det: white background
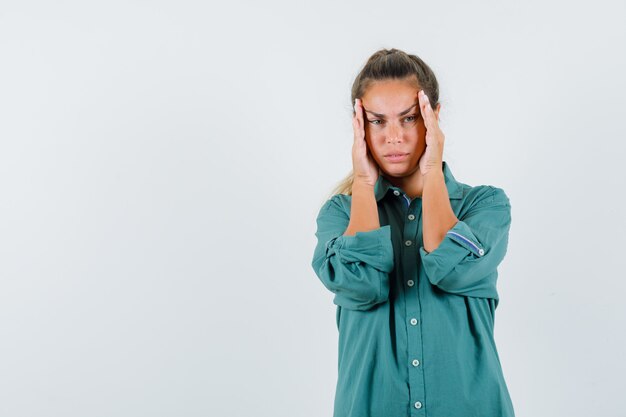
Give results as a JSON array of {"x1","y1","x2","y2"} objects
[{"x1": 1, "y1": 1, "x2": 625, "y2": 416}]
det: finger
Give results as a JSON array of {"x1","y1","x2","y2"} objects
[
  {"x1": 418, "y1": 90, "x2": 434, "y2": 130},
  {"x1": 355, "y1": 99, "x2": 365, "y2": 140},
  {"x1": 352, "y1": 100, "x2": 361, "y2": 142},
  {"x1": 418, "y1": 90, "x2": 438, "y2": 132},
  {"x1": 358, "y1": 99, "x2": 366, "y2": 139}
]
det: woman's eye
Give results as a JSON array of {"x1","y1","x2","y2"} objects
[{"x1": 368, "y1": 115, "x2": 417, "y2": 125}]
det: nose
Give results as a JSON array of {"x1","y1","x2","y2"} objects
[{"x1": 386, "y1": 123, "x2": 402, "y2": 144}]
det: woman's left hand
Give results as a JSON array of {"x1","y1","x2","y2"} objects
[{"x1": 417, "y1": 89, "x2": 445, "y2": 176}]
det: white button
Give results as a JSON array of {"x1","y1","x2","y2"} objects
[
  {"x1": 407, "y1": 280, "x2": 414, "y2": 287},
  {"x1": 408, "y1": 214, "x2": 415, "y2": 220},
  {"x1": 412, "y1": 359, "x2": 420, "y2": 366},
  {"x1": 393, "y1": 190, "x2": 400, "y2": 196},
  {"x1": 410, "y1": 318, "x2": 418, "y2": 325},
  {"x1": 478, "y1": 248, "x2": 485, "y2": 256},
  {"x1": 405, "y1": 240, "x2": 412, "y2": 246},
  {"x1": 414, "y1": 401, "x2": 422, "y2": 409}
]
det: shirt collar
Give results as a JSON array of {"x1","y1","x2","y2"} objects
[{"x1": 374, "y1": 160, "x2": 464, "y2": 201}]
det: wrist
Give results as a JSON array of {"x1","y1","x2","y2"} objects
[
  {"x1": 424, "y1": 164, "x2": 444, "y2": 181},
  {"x1": 353, "y1": 177, "x2": 377, "y2": 190},
  {"x1": 352, "y1": 180, "x2": 376, "y2": 194}
]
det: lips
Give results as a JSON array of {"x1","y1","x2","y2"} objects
[{"x1": 384, "y1": 152, "x2": 409, "y2": 162}]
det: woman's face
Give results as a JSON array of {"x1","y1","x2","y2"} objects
[{"x1": 361, "y1": 78, "x2": 439, "y2": 179}]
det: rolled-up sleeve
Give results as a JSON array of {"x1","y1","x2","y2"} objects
[
  {"x1": 418, "y1": 187, "x2": 511, "y2": 301},
  {"x1": 311, "y1": 196, "x2": 394, "y2": 311}
]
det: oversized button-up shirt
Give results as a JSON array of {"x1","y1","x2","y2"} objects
[{"x1": 311, "y1": 161, "x2": 515, "y2": 417}]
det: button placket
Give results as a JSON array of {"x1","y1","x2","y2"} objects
[
  {"x1": 392, "y1": 193, "x2": 425, "y2": 413},
  {"x1": 402, "y1": 200, "x2": 425, "y2": 415}
]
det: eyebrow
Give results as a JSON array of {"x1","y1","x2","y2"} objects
[{"x1": 363, "y1": 103, "x2": 418, "y2": 118}]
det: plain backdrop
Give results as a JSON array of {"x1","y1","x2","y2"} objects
[{"x1": 1, "y1": 1, "x2": 625, "y2": 416}]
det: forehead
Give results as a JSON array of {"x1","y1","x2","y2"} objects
[{"x1": 362, "y1": 79, "x2": 419, "y2": 112}]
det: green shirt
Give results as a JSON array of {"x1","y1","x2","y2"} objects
[{"x1": 311, "y1": 161, "x2": 515, "y2": 417}]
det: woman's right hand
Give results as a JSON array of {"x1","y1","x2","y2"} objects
[{"x1": 352, "y1": 98, "x2": 380, "y2": 187}]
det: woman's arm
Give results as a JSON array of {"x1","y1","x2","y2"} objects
[
  {"x1": 415, "y1": 90, "x2": 458, "y2": 253},
  {"x1": 309, "y1": 97, "x2": 393, "y2": 312},
  {"x1": 422, "y1": 166, "x2": 459, "y2": 252},
  {"x1": 343, "y1": 181, "x2": 380, "y2": 236},
  {"x1": 344, "y1": 98, "x2": 382, "y2": 237},
  {"x1": 415, "y1": 91, "x2": 511, "y2": 301}
]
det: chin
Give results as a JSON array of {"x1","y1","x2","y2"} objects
[
  {"x1": 381, "y1": 167, "x2": 408, "y2": 177},
  {"x1": 381, "y1": 163, "x2": 418, "y2": 178}
]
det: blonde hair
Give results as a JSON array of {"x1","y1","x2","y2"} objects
[
  {"x1": 328, "y1": 48, "x2": 440, "y2": 199},
  {"x1": 328, "y1": 170, "x2": 354, "y2": 199}
]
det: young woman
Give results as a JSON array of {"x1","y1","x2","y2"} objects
[{"x1": 311, "y1": 48, "x2": 515, "y2": 417}]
